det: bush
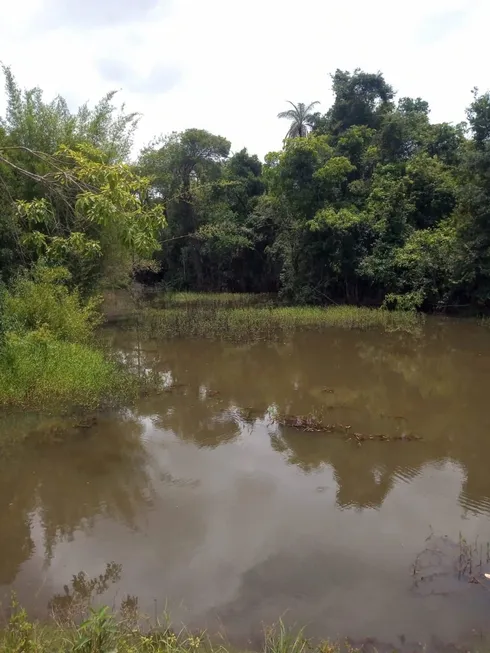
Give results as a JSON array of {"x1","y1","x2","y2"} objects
[
  {"x1": 0, "y1": 264, "x2": 137, "y2": 411},
  {"x1": 3, "y1": 265, "x2": 102, "y2": 343}
]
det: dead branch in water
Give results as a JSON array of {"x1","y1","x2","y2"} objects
[{"x1": 273, "y1": 413, "x2": 422, "y2": 443}]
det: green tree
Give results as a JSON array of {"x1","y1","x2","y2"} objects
[
  {"x1": 449, "y1": 89, "x2": 490, "y2": 306},
  {"x1": 0, "y1": 143, "x2": 165, "y2": 290},
  {"x1": 315, "y1": 69, "x2": 394, "y2": 136},
  {"x1": 139, "y1": 129, "x2": 231, "y2": 289},
  {"x1": 0, "y1": 67, "x2": 143, "y2": 286}
]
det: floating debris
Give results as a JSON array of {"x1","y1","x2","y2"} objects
[
  {"x1": 273, "y1": 413, "x2": 421, "y2": 443},
  {"x1": 163, "y1": 382, "x2": 187, "y2": 394},
  {"x1": 350, "y1": 432, "x2": 421, "y2": 443},
  {"x1": 236, "y1": 406, "x2": 263, "y2": 423},
  {"x1": 275, "y1": 414, "x2": 330, "y2": 432},
  {"x1": 74, "y1": 416, "x2": 98, "y2": 429}
]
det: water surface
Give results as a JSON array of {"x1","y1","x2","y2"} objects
[{"x1": 2, "y1": 320, "x2": 490, "y2": 649}]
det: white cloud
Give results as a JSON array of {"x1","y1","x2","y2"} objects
[
  {"x1": 39, "y1": 0, "x2": 167, "y2": 29},
  {"x1": 1, "y1": 0, "x2": 488, "y2": 158},
  {"x1": 97, "y1": 58, "x2": 182, "y2": 94}
]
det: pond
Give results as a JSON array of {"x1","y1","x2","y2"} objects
[{"x1": 1, "y1": 319, "x2": 490, "y2": 649}]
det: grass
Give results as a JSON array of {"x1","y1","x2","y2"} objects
[
  {"x1": 0, "y1": 266, "x2": 150, "y2": 413},
  {"x1": 140, "y1": 303, "x2": 423, "y2": 341},
  {"x1": 152, "y1": 292, "x2": 275, "y2": 309},
  {"x1": 0, "y1": 330, "x2": 138, "y2": 411},
  {"x1": 0, "y1": 604, "x2": 345, "y2": 653}
]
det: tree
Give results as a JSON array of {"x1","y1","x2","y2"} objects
[
  {"x1": 0, "y1": 143, "x2": 165, "y2": 290},
  {"x1": 277, "y1": 101, "x2": 320, "y2": 139},
  {"x1": 315, "y1": 69, "x2": 394, "y2": 136},
  {"x1": 466, "y1": 88, "x2": 490, "y2": 149},
  {"x1": 449, "y1": 93, "x2": 490, "y2": 307},
  {"x1": 0, "y1": 67, "x2": 143, "y2": 286},
  {"x1": 139, "y1": 129, "x2": 231, "y2": 289},
  {"x1": 1, "y1": 65, "x2": 139, "y2": 163}
]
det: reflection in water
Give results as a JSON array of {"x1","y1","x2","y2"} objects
[
  {"x1": 0, "y1": 412, "x2": 151, "y2": 586},
  {"x1": 2, "y1": 319, "x2": 490, "y2": 647}
]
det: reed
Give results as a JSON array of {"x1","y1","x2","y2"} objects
[
  {"x1": 153, "y1": 291, "x2": 274, "y2": 309},
  {"x1": 140, "y1": 303, "x2": 423, "y2": 341}
]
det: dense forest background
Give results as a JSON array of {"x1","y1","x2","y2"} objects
[{"x1": 2, "y1": 67, "x2": 490, "y2": 311}]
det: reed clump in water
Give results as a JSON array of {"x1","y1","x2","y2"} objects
[
  {"x1": 140, "y1": 303, "x2": 423, "y2": 341},
  {"x1": 153, "y1": 291, "x2": 274, "y2": 309}
]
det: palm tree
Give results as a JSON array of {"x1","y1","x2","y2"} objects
[{"x1": 277, "y1": 101, "x2": 320, "y2": 139}]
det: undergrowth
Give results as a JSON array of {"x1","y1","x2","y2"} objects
[
  {"x1": 0, "y1": 265, "x2": 139, "y2": 412},
  {"x1": 0, "y1": 329, "x2": 137, "y2": 411}
]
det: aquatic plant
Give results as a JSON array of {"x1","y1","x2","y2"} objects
[
  {"x1": 140, "y1": 303, "x2": 423, "y2": 342},
  {"x1": 153, "y1": 291, "x2": 273, "y2": 309}
]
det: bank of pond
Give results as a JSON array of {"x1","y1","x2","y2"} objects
[{"x1": 0, "y1": 289, "x2": 427, "y2": 414}]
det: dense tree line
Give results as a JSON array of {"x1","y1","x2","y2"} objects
[
  {"x1": 2, "y1": 67, "x2": 490, "y2": 310},
  {"x1": 137, "y1": 70, "x2": 490, "y2": 310}
]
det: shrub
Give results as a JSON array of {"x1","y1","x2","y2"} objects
[
  {"x1": 0, "y1": 264, "x2": 137, "y2": 411},
  {"x1": 3, "y1": 265, "x2": 102, "y2": 343}
]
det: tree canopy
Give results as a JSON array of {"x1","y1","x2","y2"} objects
[{"x1": 2, "y1": 66, "x2": 490, "y2": 311}]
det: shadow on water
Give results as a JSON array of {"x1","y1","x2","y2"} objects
[{"x1": 2, "y1": 318, "x2": 490, "y2": 648}]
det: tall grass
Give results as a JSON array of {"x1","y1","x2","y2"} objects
[
  {"x1": 153, "y1": 291, "x2": 274, "y2": 309},
  {"x1": 0, "y1": 603, "x2": 348, "y2": 653},
  {"x1": 0, "y1": 329, "x2": 137, "y2": 411},
  {"x1": 0, "y1": 265, "x2": 138, "y2": 412},
  {"x1": 140, "y1": 304, "x2": 423, "y2": 341}
]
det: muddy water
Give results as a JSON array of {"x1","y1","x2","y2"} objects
[{"x1": 2, "y1": 320, "x2": 490, "y2": 648}]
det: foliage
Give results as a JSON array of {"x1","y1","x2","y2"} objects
[
  {"x1": 0, "y1": 68, "x2": 164, "y2": 292},
  {"x1": 0, "y1": 329, "x2": 135, "y2": 410},
  {"x1": 0, "y1": 264, "x2": 137, "y2": 410},
  {"x1": 1, "y1": 64, "x2": 139, "y2": 161},
  {"x1": 1, "y1": 143, "x2": 166, "y2": 291},
  {"x1": 134, "y1": 68, "x2": 490, "y2": 311},
  {"x1": 3, "y1": 265, "x2": 102, "y2": 342},
  {"x1": 139, "y1": 134, "x2": 275, "y2": 292},
  {"x1": 4, "y1": 63, "x2": 490, "y2": 348},
  {"x1": 153, "y1": 291, "x2": 273, "y2": 308}
]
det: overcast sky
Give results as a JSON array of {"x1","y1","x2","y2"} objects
[{"x1": 1, "y1": 0, "x2": 488, "y2": 159}]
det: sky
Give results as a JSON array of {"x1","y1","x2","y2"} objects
[{"x1": 0, "y1": 0, "x2": 488, "y2": 159}]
